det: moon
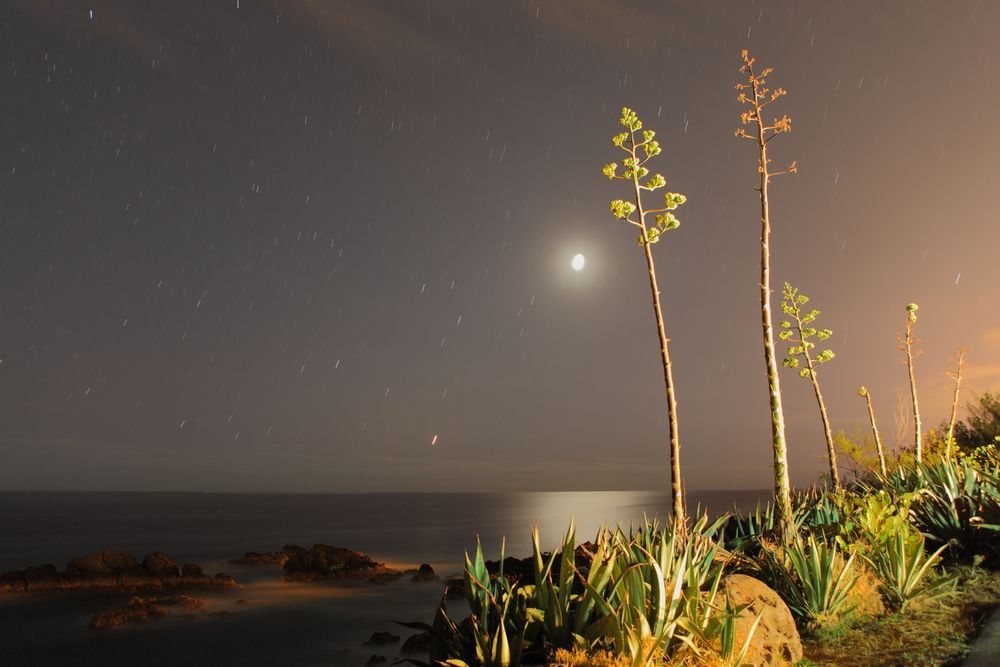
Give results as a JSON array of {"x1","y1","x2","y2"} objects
[{"x1": 571, "y1": 253, "x2": 586, "y2": 271}]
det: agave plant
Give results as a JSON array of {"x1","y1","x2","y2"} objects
[
  {"x1": 908, "y1": 459, "x2": 1000, "y2": 563},
  {"x1": 762, "y1": 533, "x2": 860, "y2": 627},
  {"x1": 673, "y1": 551, "x2": 762, "y2": 667},
  {"x1": 531, "y1": 522, "x2": 579, "y2": 649},
  {"x1": 864, "y1": 530, "x2": 956, "y2": 612},
  {"x1": 724, "y1": 502, "x2": 787, "y2": 552},
  {"x1": 398, "y1": 537, "x2": 543, "y2": 667}
]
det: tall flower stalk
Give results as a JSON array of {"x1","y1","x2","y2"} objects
[
  {"x1": 603, "y1": 107, "x2": 688, "y2": 532},
  {"x1": 858, "y1": 386, "x2": 888, "y2": 476},
  {"x1": 945, "y1": 347, "x2": 968, "y2": 460},
  {"x1": 735, "y1": 51, "x2": 798, "y2": 537},
  {"x1": 900, "y1": 303, "x2": 923, "y2": 463},
  {"x1": 779, "y1": 283, "x2": 839, "y2": 489}
]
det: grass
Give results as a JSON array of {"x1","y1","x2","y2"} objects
[{"x1": 800, "y1": 567, "x2": 1000, "y2": 666}]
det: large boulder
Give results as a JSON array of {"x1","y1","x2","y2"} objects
[
  {"x1": 716, "y1": 574, "x2": 803, "y2": 666},
  {"x1": 143, "y1": 552, "x2": 180, "y2": 579},
  {"x1": 282, "y1": 545, "x2": 388, "y2": 581}
]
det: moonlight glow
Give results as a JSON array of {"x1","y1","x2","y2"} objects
[{"x1": 571, "y1": 253, "x2": 586, "y2": 271}]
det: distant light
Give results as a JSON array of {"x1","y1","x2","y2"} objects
[
  {"x1": 571, "y1": 253, "x2": 585, "y2": 271},
  {"x1": 431, "y1": 434, "x2": 439, "y2": 446}
]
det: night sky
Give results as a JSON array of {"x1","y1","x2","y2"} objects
[{"x1": 3, "y1": 1, "x2": 998, "y2": 493}]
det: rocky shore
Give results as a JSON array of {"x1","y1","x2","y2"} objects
[
  {"x1": 0, "y1": 550, "x2": 235, "y2": 594},
  {"x1": 228, "y1": 543, "x2": 394, "y2": 581}
]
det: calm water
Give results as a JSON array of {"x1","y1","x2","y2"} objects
[{"x1": 0, "y1": 490, "x2": 765, "y2": 666}]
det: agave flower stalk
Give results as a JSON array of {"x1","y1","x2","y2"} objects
[
  {"x1": 900, "y1": 303, "x2": 923, "y2": 463},
  {"x1": 858, "y1": 386, "x2": 888, "y2": 476},
  {"x1": 779, "y1": 283, "x2": 840, "y2": 489},
  {"x1": 603, "y1": 107, "x2": 688, "y2": 532},
  {"x1": 735, "y1": 51, "x2": 798, "y2": 538},
  {"x1": 945, "y1": 347, "x2": 968, "y2": 460}
]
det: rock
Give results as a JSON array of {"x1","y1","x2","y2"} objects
[
  {"x1": 401, "y1": 632, "x2": 431, "y2": 654},
  {"x1": 367, "y1": 572, "x2": 403, "y2": 585},
  {"x1": 484, "y1": 543, "x2": 595, "y2": 584},
  {"x1": 212, "y1": 573, "x2": 237, "y2": 587},
  {"x1": 143, "y1": 552, "x2": 180, "y2": 579},
  {"x1": 716, "y1": 574, "x2": 803, "y2": 666},
  {"x1": 411, "y1": 563, "x2": 439, "y2": 583},
  {"x1": 1, "y1": 553, "x2": 235, "y2": 595},
  {"x1": 181, "y1": 563, "x2": 205, "y2": 578},
  {"x1": 363, "y1": 631, "x2": 400, "y2": 646},
  {"x1": 485, "y1": 555, "x2": 534, "y2": 581},
  {"x1": 282, "y1": 544, "x2": 389, "y2": 582},
  {"x1": 67, "y1": 551, "x2": 146, "y2": 580},
  {"x1": 365, "y1": 656, "x2": 387, "y2": 666},
  {"x1": 0, "y1": 570, "x2": 26, "y2": 593},
  {"x1": 24, "y1": 564, "x2": 65, "y2": 591},
  {"x1": 165, "y1": 595, "x2": 206, "y2": 611},
  {"x1": 227, "y1": 551, "x2": 291, "y2": 566},
  {"x1": 90, "y1": 597, "x2": 169, "y2": 629},
  {"x1": 90, "y1": 595, "x2": 206, "y2": 629},
  {"x1": 444, "y1": 577, "x2": 465, "y2": 600}
]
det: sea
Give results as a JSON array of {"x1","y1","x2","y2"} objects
[{"x1": 0, "y1": 490, "x2": 767, "y2": 666}]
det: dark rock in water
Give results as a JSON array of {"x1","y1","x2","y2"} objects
[
  {"x1": 365, "y1": 655, "x2": 388, "y2": 666},
  {"x1": 485, "y1": 542, "x2": 598, "y2": 584},
  {"x1": 90, "y1": 595, "x2": 205, "y2": 629},
  {"x1": 0, "y1": 570, "x2": 27, "y2": 593},
  {"x1": 67, "y1": 551, "x2": 146, "y2": 579},
  {"x1": 143, "y1": 552, "x2": 180, "y2": 578},
  {"x1": 411, "y1": 563, "x2": 439, "y2": 583},
  {"x1": 90, "y1": 597, "x2": 169, "y2": 629},
  {"x1": 181, "y1": 563, "x2": 207, "y2": 579},
  {"x1": 485, "y1": 555, "x2": 534, "y2": 580},
  {"x1": 1, "y1": 553, "x2": 235, "y2": 595},
  {"x1": 444, "y1": 576, "x2": 465, "y2": 600},
  {"x1": 155, "y1": 595, "x2": 206, "y2": 612},
  {"x1": 367, "y1": 571, "x2": 403, "y2": 585},
  {"x1": 24, "y1": 564, "x2": 65, "y2": 591},
  {"x1": 227, "y1": 550, "x2": 291, "y2": 566},
  {"x1": 363, "y1": 631, "x2": 400, "y2": 646},
  {"x1": 212, "y1": 573, "x2": 236, "y2": 587},
  {"x1": 282, "y1": 544, "x2": 389, "y2": 581},
  {"x1": 401, "y1": 632, "x2": 431, "y2": 654}
]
